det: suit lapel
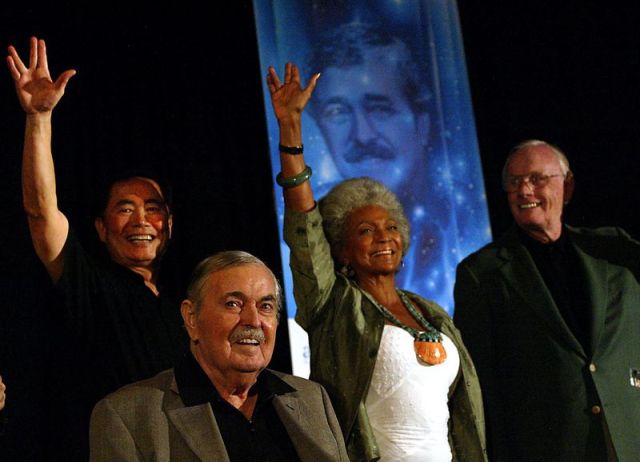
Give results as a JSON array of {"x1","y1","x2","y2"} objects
[
  {"x1": 274, "y1": 392, "x2": 331, "y2": 462},
  {"x1": 497, "y1": 228, "x2": 585, "y2": 357},
  {"x1": 570, "y1": 231, "x2": 609, "y2": 357},
  {"x1": 167, "y1": 379, "x2": 230, "y2": 462},
  {"x1": 273, "y1": 394, "x2": 306, "y2": 454}
]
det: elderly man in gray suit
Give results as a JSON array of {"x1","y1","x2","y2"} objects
[{"x1": 90, "y1": 250, "x2": 348, "y2": 461}]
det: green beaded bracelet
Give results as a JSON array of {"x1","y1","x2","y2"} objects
[{"x1": 276, "y1": 165, "x2": 313, "y2": 189}]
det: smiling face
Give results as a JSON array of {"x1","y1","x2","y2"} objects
[
  {"x1": 506, "y1": 145, "x2": 574, "y2": 242},
  {"x1": 340, "y1": 205, "x2": 404, "y2": 279},
  {"x1": 312, "y1": 46, "x2": 429, "y2": 194},
  {"x1": 182, "y1": 264, "x2": 278, "y2": 382},
  {"x1": 95, "y1": 177, "x2": 172, "y2": 270}
]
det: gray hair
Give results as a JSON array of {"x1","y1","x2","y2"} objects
[
  {"x1": 185, "y1": 250, "x2": 282, "y2": 320},
  {"x1": 502, "y1": 139, "x2": 572, "y2": 186},
  {"x1": 318, "y1": 177, "x2": 410, "y2": 268}
]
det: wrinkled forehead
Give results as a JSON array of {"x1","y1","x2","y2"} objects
[
  {"x1": 107, "y1": 177, "x2": 166, "y2": 203},
  {"x1": 507, "y1": 146, "x2": 564, "y2": 175},
  {"x1": 316, "y1": 45, "x2": 410, "y2": 99},
  {"x1": 205, "y1": 264, "x2": 277, "y2": 299}
]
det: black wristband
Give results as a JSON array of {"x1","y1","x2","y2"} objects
[{"x1": 279, "y1": 143, "x2": 304, "y2": 155}]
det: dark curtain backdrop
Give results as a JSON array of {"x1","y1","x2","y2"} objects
[{"x1": 1, "y1": 2, "x2": 638, "y2": 459}]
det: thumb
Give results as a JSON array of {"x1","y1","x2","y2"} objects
[
  {"x1": 55, "y1": 69, "x2": 77, "y2": 91},
  {"x1": 303, "y1": 72, "x2": 321, "y2": 99}
]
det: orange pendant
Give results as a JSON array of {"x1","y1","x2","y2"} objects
[{"x1": 415, "y1": 340, "x2": 447, "y2": 365}]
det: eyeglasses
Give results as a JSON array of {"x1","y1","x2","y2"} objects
[{"x1": 503, "y1": 173, "x2": 565, "y2": 192}]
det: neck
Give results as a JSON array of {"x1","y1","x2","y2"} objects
[
  {"x1": 192, "y1": 346, "x2": 260, "y2": 416},
  {"x1": 128, "y1": 264, "x2": 159, "y2": 295},
  {"x1": 356, "y1": 273, "x2": 399, "y2": 306},
  {"x1": 212, "y1": 372, "x2": 260, "y2": 420},
  {"x1": 522, "y1": 224, "x2": 562, "y2": 244}
]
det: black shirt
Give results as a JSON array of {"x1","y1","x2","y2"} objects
[
  {"x1": 174, "y1": 352, "x2": 301, "y2": 462},
  {"x1": 48, "y1": 229, "x2": 188, "y2": 460},
  {"x1": 519, "y1": 227, "x2": 592, "y2": 354}
]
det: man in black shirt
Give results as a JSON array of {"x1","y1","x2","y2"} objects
[
  {"x1": 6, "y1": 37, "x2": 186, "y2": 460},
  {"x1": 453, "y1": 140, "x2": 640, "y2": 461},
  {"x1": 90, "y1": 251, "x2": 348, "y2": 461}
]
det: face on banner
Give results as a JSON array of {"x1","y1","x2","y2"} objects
[{"x1": 310, "y1": 45, "x2": 429, "y2": 195}]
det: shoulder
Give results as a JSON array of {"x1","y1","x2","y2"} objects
[
  {"x1": 568, "y1": 225, "x2": 639, "y2": 252},
  {"x1": 403, "y1": 291, "x2": 454, "y2": 329},
  {"x1": 567, "y1": 224, "x2": 636, "y2": 240},
  {"x1": 405, "y1": 291, "x2": 449, "y2": 316},
  {"x1": 568, "y1": 225, "x2": 640, "y2": 263},
  {"x1": 268, "y1": 369, "x2": 323, "y2": 392},
  {"x1": 98, "y1": 369, "x2": 175, "y2": 409},
  {"x1": 457, "y1": 241, "x2": 504, "y2": 275}
]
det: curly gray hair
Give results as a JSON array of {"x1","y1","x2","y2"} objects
[{"x1": 318, "y1": 177, "x2": 410, "y2": 269}]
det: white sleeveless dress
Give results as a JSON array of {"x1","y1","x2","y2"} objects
[{"x1": 365, "y1": 325, "x2": 460, "y2": 461}]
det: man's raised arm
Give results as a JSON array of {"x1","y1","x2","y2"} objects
[{"x1": 7, "y1": 37, "x2": 76, "y2": 282}]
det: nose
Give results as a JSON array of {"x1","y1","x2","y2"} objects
[
  {"x1": 353, "y1": 109, "x2": 377, "y2": 145},
  {"x1": 516, "y1": 177, "x2": 535, "y2": 195},
  {"x1": 130, "y1": 208, "x2": 149, "y2": 226},
  {"x1": 240, "y1": 304, "x2": 261, "y2": 327},
  {"x1": 375, "y1": 227, "x2": 391, "y2": 242}
]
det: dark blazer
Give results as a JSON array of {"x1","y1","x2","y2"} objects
[
  {"x1": 454, "y1": 224, "x2": 640, "y2": 461},
  {"x1": 89, "y1": 368, "x2": 349, "y2": 462}
]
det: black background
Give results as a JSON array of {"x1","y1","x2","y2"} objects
[{"x1": 1, "y1": 2, "x2": 638, "y2": 459}]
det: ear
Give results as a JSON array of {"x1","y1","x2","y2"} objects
[
  {"x1": 563, "y1": 172, "x2": 575, "y2": 205},
  {"x1": 416, "y1": 112, "x2": 431, "y2": 147},
  {"x1": 167, "y1": 214, "x2": 174, "y2": 239},
  {"x1": 180, "y1": 300, "x2": 198, "y2": 342},
  {"x1": 337, "y1": 246, "x2": 350, "y2": 269},
  {"x1": 94, "y1": 217, "x2": 107, "y2": 243}
]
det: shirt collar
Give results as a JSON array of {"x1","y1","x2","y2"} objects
[
  {"x1": 174, "y1": 351, "x2": 294, "y2": 407},
  {"x1": 517, "y1": 225, "x2": 570, "y2": 254}
]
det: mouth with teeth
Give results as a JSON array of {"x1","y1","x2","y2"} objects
[
  {"x1": 519, "y1": 202, "x2": 541, "y2": 209},
  {"x1": 371, "y1": 249, "x2": 394, "y2": 257},
  {"x1": 235, "y1": 338, "x2": 261, "y2": 346},
  {"x1": 127, "y1": 234, "x2": 155, "y2": 243},
  {"x1": 230, "y1": 327, "x2": 265, "y2": 347}
]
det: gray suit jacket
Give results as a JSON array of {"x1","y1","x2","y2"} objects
[
  {"x1": 454, "y1": 224, "x2": 640, "y2": 461},
  {"x1": 89, "y1": 368, "x2": 349, "y2": 462}
]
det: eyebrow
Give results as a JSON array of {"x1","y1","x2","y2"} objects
[
  {"x1": 356, "y1": 217, "x2": 397, "y2": 226},
  {"x1": 113, "y1": 199, "x2": 135, "y2": 208},
  {"x1": 112, "y1": 198, "x2": 164, "y2": 207},
  {"x1": 224, "y1": 291, "x2": 276, "y2": 303},
  {"x1": 363, "y1": 94, "x2": 393, "y2": 104},
  {"x1": 320, "y1": 96, "x2": 350, "y2": 108}
]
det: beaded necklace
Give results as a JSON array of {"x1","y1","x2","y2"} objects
[{"x1": 370, "y1": 290, "x2": 447, "y2": 365}]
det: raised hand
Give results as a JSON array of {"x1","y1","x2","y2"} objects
[
  {"x1": 6, "y1": 36, "x2": 76, "y2": 115},
  {"x1": 267, "y1": 62, "x2": 319, "y2": 123},
  {"x1": 0, "y1": 375, "x2": 5, "y2": 411}
]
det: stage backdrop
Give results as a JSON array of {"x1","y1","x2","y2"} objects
[{"x1": 253, "y1": 0, "x2": 491, "y2": 377}]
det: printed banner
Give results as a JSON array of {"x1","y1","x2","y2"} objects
[{"x1": 253, "y1": 0, "x2": 492, "y2": 377}]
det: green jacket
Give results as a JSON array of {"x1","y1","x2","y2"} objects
[
  {"x1": 285, "y1": 207, "x2": 487, "y2": 462},
  {"x1": 454, "y1": 224, "x2": 640, "y2": 461}
]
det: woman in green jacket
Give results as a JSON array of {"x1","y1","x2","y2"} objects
[{"x1": 267, "y1": 62, "x2": 487, "y2": 462}]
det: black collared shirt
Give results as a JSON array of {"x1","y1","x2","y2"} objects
[
  {"x1": 519, "y1": 227, "x2": 592, "y2": 354},
  {"x1": 174, "y1": 352, "x2": 301, "y2": 462}
]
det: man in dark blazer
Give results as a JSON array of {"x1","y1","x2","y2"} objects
[
  {"x1": 90, "y1": 251, "x2": 348, "y2": 462},
  {"x1": 454, "y1": 140, "x2": 640, "y2": 461}
]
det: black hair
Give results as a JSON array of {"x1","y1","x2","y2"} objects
[{"x1": 92, "y1": 167, "x2": 173, "y2": 219}]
